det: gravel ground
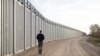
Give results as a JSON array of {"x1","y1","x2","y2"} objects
[{"x1": 15, "y1": 37, "x2": 100, "y2": 56}]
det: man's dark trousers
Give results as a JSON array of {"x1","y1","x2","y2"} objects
[{"x1": 38, "y1": 41, "x2": 43, "y2": 54}]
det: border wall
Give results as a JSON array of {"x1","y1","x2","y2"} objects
[{"x1": 0, "y1": 0, "x2": 84, "y2": 56}]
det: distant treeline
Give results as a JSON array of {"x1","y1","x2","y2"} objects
[
  {"x1": 89, "y1": 24, "x2": 100, "y2": 38},
  {"x1": 88, "y1": 24, "x2": 100, "y2": 46}
]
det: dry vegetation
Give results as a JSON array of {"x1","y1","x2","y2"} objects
[
  {"x1": 88, "y1": 24, "x2": 100, "y2": 47},
  {"x1": 87, "y1": 36, "x2": 100, "y2": 47}
]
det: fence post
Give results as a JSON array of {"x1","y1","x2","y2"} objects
[{"x1": 0, "y1": 0, "x2": 1, "y2": 56}]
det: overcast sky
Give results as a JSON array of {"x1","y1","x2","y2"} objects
[{"x1": 29, "y1": 0, "x2": 100, "y2": 34}]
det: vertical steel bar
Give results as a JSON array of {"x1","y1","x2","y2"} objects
[
  {"x1": 1, "y1": 0, "x2": 4, "y2": 55},
  {"x1": 24, "y1": 0, "x2": 26, "y2": 50},
  {"x1": 30, "y1": 4, "x2": 32, "y2": 47},
  {"x1": 34, "y1": 10, "x2": 36, "y2": 46},
  {"x1": 0, "y1": 0, "x2": 2, "y2": 55},
  {"x1": 13, "y1": 0, "x2": 15, "y2": 55}
]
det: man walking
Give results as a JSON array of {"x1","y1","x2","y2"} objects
[{"x1": 36, "y1": 30, "x2": 45, "y2": 55}]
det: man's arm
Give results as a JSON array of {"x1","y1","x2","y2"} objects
[
  {"x1": 43, "y1": 34, "x2": 45, "y2": 40},
  {"x1": 36, "y1": 34, "x2": 39, "y2": 40}
]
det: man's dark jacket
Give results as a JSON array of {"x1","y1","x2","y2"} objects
[{"x1": 37, "y1": 33, "x2": 44, "y2": 41}]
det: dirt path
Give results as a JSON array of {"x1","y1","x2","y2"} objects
[{"x1": 16, "y1": 37, "x2": 100, "y2": 56}]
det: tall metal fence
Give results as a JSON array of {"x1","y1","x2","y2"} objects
[{"x1": 0, "y1": 0, "x2": 84, "y2": 56}]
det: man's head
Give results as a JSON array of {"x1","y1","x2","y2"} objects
[{"x1": 40, "y1": 30, "x2": 42, "y2": 33}]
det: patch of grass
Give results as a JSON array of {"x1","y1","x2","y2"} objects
[{"x1": 87, "y1": 37, "x2": 100, "y2": 47}]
